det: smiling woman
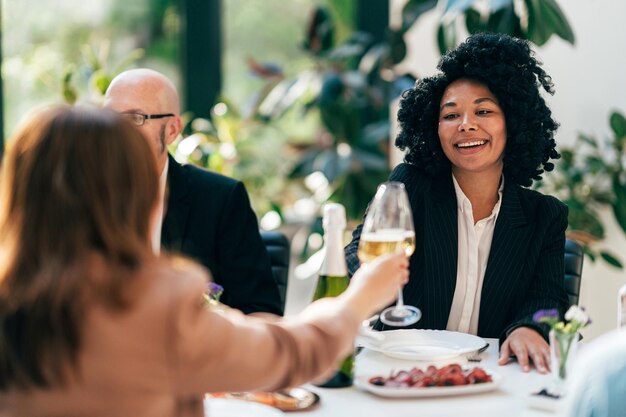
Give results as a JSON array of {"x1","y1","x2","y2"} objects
[{"x1": 345, "y1": 32, "x2": 569, "y2": 377}]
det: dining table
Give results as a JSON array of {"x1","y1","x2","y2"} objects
[{"x1": 303, "y1": 337, "x2": 565, "y2": 417}]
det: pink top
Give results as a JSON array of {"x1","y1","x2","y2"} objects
[{"x1": 0, "y1": 259, "x2": 360, "y2": 417}]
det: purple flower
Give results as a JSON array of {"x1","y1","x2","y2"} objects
[
  {"x1": 205, "y1": 282, "x2": 224, "y2": 302},
  {"x1": 533, "y1": 308, "x2": 559, "y2": 323}
]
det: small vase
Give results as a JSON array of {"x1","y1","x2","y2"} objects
[{"x1": 549, "y1": 329, "x2": 580, "y2": 394}]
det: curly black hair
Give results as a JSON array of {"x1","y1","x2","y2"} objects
[{"x1": 395, "y1": 32, "x2": 559, "y2": 187}]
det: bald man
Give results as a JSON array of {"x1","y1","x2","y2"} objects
[{"x1": 104, "y1": 69, "x2": 283, "y2": 316}]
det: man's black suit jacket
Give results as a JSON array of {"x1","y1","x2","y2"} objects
[
  {"x1": 162, "y1": 155, "x2": 283, "y2": 315},
  {"x1": 346, "y1": 163, "x2": 569, "y2": 344}
]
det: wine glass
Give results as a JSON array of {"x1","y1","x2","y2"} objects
[{"x1": 357, "y1": 181, "x2": 421, "y2": 327}]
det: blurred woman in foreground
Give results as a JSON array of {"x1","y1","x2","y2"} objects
[{"x1": 0, "y1": 106, "x2": 408, "y2": 417}]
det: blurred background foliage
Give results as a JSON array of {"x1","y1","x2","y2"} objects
[
  {"x1": 537, "y1": 110, "x2": 626, "y2": 269},
  {"x1": 1, "y1": 0, "x2": 178, "y2": 134},
  {"x1": 2, "y1": 0, "x2": 576, "y2": 221},
  {"x1": 7, "y1": 0, "x2": 625, "y2": 269},
  {"x1": 430, "y1": 0, "x2": 575, "y2": 53}
]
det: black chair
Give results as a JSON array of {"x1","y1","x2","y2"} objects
[
  {"x1": 564, "y1": 239, "x2": 584, "y2": 306},
  {"x1": 261, "y1": 230, "x2": 290, "y2": 311}
]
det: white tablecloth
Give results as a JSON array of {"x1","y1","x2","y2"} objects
[{"x1": 304, "y1": 338, "x2": 563, "y2": 417}]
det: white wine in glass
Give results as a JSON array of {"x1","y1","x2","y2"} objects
[
  {"x1": 358, "y1": 182, "x2": 421, "y2": 327},
  {"x1": 358, "y1": 229, "x2": 415, "y2": 262}
]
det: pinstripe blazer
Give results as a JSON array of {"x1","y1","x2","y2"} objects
[{"x1": 346, "y1": 163, "x2": 569, "y2": 344}]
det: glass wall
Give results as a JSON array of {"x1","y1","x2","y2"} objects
[{"x1": 2, "y1": 0, "x2": 182, "y2": 135}]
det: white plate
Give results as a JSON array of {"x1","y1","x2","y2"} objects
[
  {"x1": 355, "y1": 370, "x2": 501, "y2": 398},
  {"x1": 204, "y1": 398, "x2": 285, "y2": 417},
  {"x1": 357, "y1": 329, "x2": 487, "y2": 360}
]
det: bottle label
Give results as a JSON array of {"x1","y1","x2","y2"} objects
[
  {"x1": 320, "y1": 231, "x2": 348, "y2": 277},
  {"x1": 313, "y1": 275, "x2": 349, "y2": 300}
]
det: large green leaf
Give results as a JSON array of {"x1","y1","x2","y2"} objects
[
  {"x1": 612, "y1": 175, "x2": 626, "y2": 235},
  {"x1": 610, "y1": 111, "x2": 626, "y2": 151},
  {"x1": 525, "y1": 0, "x2": 575, "y2": 46},
  {"x1": 257, "y1": 78, "x2": 302, "y2": 120},
  {"x1": 317, "y1": 73, "x2": 362, "y2": 144},
  {"x1": 401, "y1": 0, "x2": 438, "y2": 32},
  {"x1": 358, "y1": 44, "x2": 389, "y2": 83},
  {"x1": 388, "y1": 29, "x2": 407, "y2": 64},
  {"x1": 327, "y1": 0, "x2": 355, "y2": 32},
  {"x1": 542, "y1": 0, "x2": 575, "y2": 44},
  {"x1": 486, "y1": 4, "x2": 523, "y2": 37},
  {"x1": 600, "y1": 251, "x2": 624, "y2": 269},
  {"x1": 321, "y1": 103, "x2": 361, "y2": 144},
  {"x1": 302, "y1": 6, "x2": 335, "y2": 55},
  {"x1": 437, "y1": 20, "x2": 457, "y2": 55},
  {"x1": 464, "y1": 9, "x2": 484, "y2": 35},
  {"x1": 61, "y1": 69, "x2": 78, "y2": 105}
]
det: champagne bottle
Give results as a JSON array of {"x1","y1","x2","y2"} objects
[{"x1": 312, "y1": 203, "x2": 354, "y2": 388}]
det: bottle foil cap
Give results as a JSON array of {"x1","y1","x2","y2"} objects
[{"x1": 323, "y1": 203, "x2": 346, "y2": 230}]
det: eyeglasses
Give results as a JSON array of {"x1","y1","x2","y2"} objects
[{"x1": 122, "y1": 112, "x2": 175, "y2": 126}]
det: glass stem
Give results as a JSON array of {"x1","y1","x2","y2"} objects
[{"x1": 396, "y1": 289, "x2": 405, "y2": 308}]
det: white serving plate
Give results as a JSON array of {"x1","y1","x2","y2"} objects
[
  {"x1": 357, "y1": 329, "x2": 487, "y2": 361},
  {"x1": 355, "y1": 370, "x2": 501, "y2": 398}
]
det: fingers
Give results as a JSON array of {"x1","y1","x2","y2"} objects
[
  {"x1": 498, "y1": 338, "x2": 532, "y2": 373},
  {"x1": 529, "y1": 349, "x2": 550, "y2": 374},
  {"x1": 513, "y1": 344, "x2": 551, "y2": 374},
  {"x1": 498, "y1": 340, "x2": 511, "y2": 365},
  {"x1": 401, "y1": 268, "x2": 409, "y2": 285},
  {"x1": 513, "y1": 344, "x2": 530, "y2": 373},
  {"x1": 370, "y1": 250, "x2": 408, "y2": 271},
  {"x1": 377, "y1": 251, "x2": 409, "y2": 285},
  {"x1": 349, "y1": 251, "x2": 408, "y2": 307}
]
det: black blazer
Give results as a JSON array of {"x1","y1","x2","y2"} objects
[
  {"x1": 162, "y1": 155, "x2": 283, "y2": 315},
  {"x1": 346, "y1": 163, "x2": 569, "y2": 343}
]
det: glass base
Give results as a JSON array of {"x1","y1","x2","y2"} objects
[{"x1": 379, "y1": 305, "x2": 422, "y2": 327}]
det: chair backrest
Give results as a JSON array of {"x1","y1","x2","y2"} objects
[
  {"x1": 260, "y1": 230, "x2": 290, "y2": 311},
  {"x1": 564, "y1": 239, "x2": 584, "y2": 306}
]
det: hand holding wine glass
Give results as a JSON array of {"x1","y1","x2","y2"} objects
[{"x1": 357, "y1": 181, "x2": 421, "y2": 327}]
